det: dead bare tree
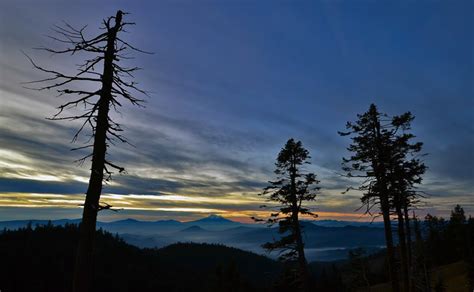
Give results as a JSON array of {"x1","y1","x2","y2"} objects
[{"x1": 24, "y1": 10, "x2": 150, "y2": 292}]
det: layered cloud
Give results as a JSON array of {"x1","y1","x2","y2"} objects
[{"x1": 0, "y1": 0, "x2": 472, "y2": 221}]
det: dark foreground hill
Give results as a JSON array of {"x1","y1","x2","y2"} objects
[
  {"x1": 2, "y1": 218, "x2": 470, "y2": 292},
  {"x1": 0, "y1": 223, "x2": 280, "y2": 292}
]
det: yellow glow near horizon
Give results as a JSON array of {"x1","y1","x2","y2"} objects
[
  {"x1": 124, "y1": 207, "x2": 225, "y2": 213},
  {"x1": 0, "y1": 149, "x2": 366, "y2": 222},
  {"x1": 0, "y1": 191, "x2": 379, "y2": 222}
]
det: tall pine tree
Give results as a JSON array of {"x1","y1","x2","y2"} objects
[
  {"x1": 255, "y1": 138, "x2": 319, "y2": 292},
  {"x1": 339, "y1": 104, "x2": 399, "y2": 291},
  {"x1": 387, "y1": 112, "x2": 426, "y2": 291},
  {"x1": 340, "y1": 104, "x2": 426, "y2": 292}
]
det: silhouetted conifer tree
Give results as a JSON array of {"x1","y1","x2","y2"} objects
[
  {"x1": 254, "y1": 138, "x2": 319, "y2": 292},
  {"x1": 447, "y1": 205, "x2": 467, "y2": 259},
  {"x1": 340, "y1": 104, "x2": 426, "y2": 291},
  {"x1": 424, "y1": 214, "x2": 447, "y2": 266},
  {"x1": 24, "y1": 10, "x2": 149, "y2": 292},
  {"x1": 339, "y1": 104, "x2": 399, "y2": 291},
  {"x1": 450, "y1": 204, "x2": 466, "y2": 224},
  {"x1": 387, "y1": 112, "x2": 426, "y2": 291}
]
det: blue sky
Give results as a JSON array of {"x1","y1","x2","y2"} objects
[{"x1": 0, "y1": 0, "x2": 472, "y2": 222}]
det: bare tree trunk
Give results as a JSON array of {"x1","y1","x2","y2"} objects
[
  {"x1": 396, "y1": 204, "x2": 409, "y2": 292},
  {"x1": 381, "y1": 197, "x2": 400, "y2": 292},
  {"x1": 72, "y1": 11, "x2": 122, "y2": 292},
  {"x1": 294, "y1": 219, "x2": 311, "y2": 292},
  {"x1": 373, "y1": 116, "x2": 399, "y2": 292},
  {"x1": 290, "y1": 158, "x2": 311, "y2": 292},
  {"x1": 404, "y1": 204, "x2": 413, "y2": 291}
]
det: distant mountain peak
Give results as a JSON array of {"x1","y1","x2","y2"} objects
[
  {"x1": 195, "y1": 214, "x2": 235, "y2": 223},
  {"x1": 207, "y1": 214, "x2": 226, "y2": 220}
]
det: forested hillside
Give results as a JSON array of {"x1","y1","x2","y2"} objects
[{"x1": 0, "y1": 224, "x2": 280, "y2": 292}]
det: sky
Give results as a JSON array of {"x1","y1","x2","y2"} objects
[{"x1": 0, "y1": 0, "x2": 472, "y2": 222}]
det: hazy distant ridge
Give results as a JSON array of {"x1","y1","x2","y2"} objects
[{"x1": 0, "y1": 215, "x2": 385, "y2": 261}]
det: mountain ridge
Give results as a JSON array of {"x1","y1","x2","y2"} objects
[
  {"x1": 0, "y1": 215, "x2": 383, "y2": 227},
  {"x1": 0, "y1": 216, "x2": 386, "y2": 261}
]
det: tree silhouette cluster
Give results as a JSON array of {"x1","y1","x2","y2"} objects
[
  {"x1": 411, "y1": 205, "x2": 474, "y2": 291},
  {"x1": 339, "y1": 104, "x2": 426, "y2": 292}
]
